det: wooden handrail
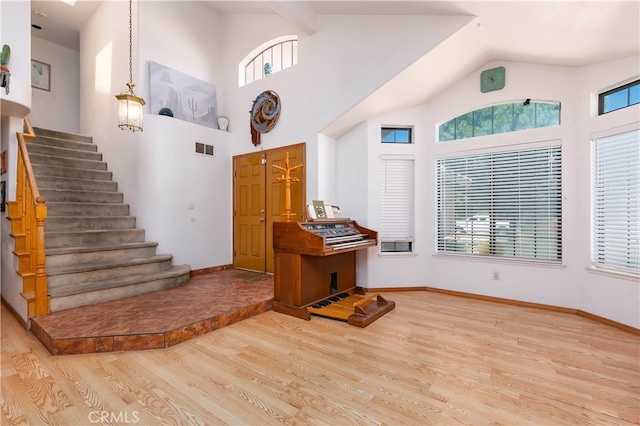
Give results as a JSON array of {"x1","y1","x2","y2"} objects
[
  {"x1": 8, "y1": 117, "x2": 49, "y2": 319},
  {"x1": 17, "y1": 118, "x2": 40, "y2": 199}
]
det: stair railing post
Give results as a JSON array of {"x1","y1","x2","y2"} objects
[
  {"x1": 34, "y1": 197, "x2": 48, "y2": 315},
  {"x1": 8, "y1": 117, "x2": 49, "y2": 321}
]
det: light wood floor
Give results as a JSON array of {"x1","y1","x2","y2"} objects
[{"x1": 2, "y1": 291, "x2": 638, "y2": 425}]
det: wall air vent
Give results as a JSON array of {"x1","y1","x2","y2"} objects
[{"x1": 195, "y1": 142, "x2": 214, "y2": 157}]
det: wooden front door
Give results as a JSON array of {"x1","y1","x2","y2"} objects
[
  {"x1": 234, "y1": 154, "x2": 266, "y2": 272},
  {"x1": 233, "y1": 143, "x2": 305, "y2": 273}
]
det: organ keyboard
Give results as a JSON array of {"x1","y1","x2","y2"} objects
[
  {"x1": 272, "y1": 220, "x2": 395, "y2": 327},
  {"x1": 273, "y1": 221, "x2": 377, "y2": 256}
]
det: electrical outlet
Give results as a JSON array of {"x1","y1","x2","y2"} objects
[{"x1": 493, "y1": 271, "x2": 500, "y2": 281}]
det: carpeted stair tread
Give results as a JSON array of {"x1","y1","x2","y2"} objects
[
  {"x1": 45, "y1": 215, "x2": 136, "y2": 232},
  {"x1": 32, "y1": 127, "x2": 93, "y2": 144},
  {"x1": 45, "y1": 242, "x2": 160, "y2": 269},
  {"x1": 39, "y1": 188, "x2": 123, "y2": 203},
  {"x1": 35, "y1": 175, "x2": 118, "y2": 192},
  {"x1": 46, "y1": 202, "x2": 130, "y2": 216},
  {"x1": 45, "y1": 228, "x2": 146, "y2": 249},
  {"x1": 48, "y1": 265, "x2": 191, "y2": 298},
  {"x1": 46, "y1": 241, "x2": 159, "y2": 256},
  {"x1": 32, "y1": 163, "x2": 113, "y2": 180},
  {"x1": 26, "y1": 142, "x2": 102, "y2": 161},
  {"x1": 47, "y1": 254, "x2": 175, "y2": 276},
  {"x1": 30, "y1": 135, "x2": 97, "y2": 152},
  {"x1": 29, "y1": 153, "x2": 108, "y2": 171}
]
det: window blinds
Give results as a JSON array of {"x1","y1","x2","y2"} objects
[
  {"x1": 380, "y1": 158, "x2": 415, "y2": 243},
  {"x1": 436, "y1": 145, "x2": 562, "y2": 262},
  {"x1": 591, "y1": 130, "x2": 640, "y2": 275}
]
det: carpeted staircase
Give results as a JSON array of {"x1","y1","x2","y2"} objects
[{"x1": 28, "y1": 127, "x2": 191, "y2": 312}]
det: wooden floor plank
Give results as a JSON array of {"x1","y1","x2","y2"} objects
[{"x1": 2, "y1": 290, "x2": 639, "y2": 425}]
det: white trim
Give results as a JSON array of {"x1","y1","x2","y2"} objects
[
  {"x1": 585, "y1": 267, "x2": 639, "y2": 282},
  {"x1": 589, "y1": 121, "x2": 640, "y2": 141},
  {"x1": 433, "y1": 253, "x2": 566, "y2": 269}
]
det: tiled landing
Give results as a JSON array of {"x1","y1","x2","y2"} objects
[{"x1": 31, "y1": 268, "x2": 274, "y2": 355}]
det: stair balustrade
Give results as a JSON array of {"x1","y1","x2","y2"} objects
[{"x1": 7, "y1": 117, "x2": 49, "y2": 320}]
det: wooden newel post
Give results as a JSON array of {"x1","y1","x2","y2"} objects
[
  {"x1": 273, "y1": 152, "x2": 303, "y2": 221},
  {"x1": 34, "y1": 197, "x2": 48, "y2": 316}
]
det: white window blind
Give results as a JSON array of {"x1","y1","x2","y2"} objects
[
  {"x1": 436, "y1": 145, "x2": 562, "y2": 262},
  {"x1": 591, "y1": 130, "x2": 640, "y2": 275},
  {"x1": 380, "y1": 158, "x2": 415, "y2": 247}
]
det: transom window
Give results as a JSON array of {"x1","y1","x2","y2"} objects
[
  {"x1": 436, "y1": 145, "x2": 562, "y2": 262},
  {"x1": 240, "y1": 36, "x2": 298, "y2": 87},
  {"x1": 598, "y1": 80, "x2": 640, "y2": 115},
  {"x1": 439, "y1": 101, "x2": 560, "y2": 142},
  {"x1": 382, "y1": 127, "x2": 412, "y2": 144}
]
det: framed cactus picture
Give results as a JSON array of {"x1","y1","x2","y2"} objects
[
  {"x1": 149, "y1": 61, "x2": 219, "y2": 129},
  {"x1": 31, "y1": 59, "x2": 50, "y2": 91}
]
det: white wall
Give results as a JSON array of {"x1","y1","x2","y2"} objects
[
  {"x1": 134, "y1": 1, "x2": 232, "y2": 268},
  {"x1": 136, "y1": 115, "x2": 232, "y2": 268},
  {"x1": 575, "y1": 56, "x2": 640, "y2": 327},
  {"x1": 30, "y1": 37, "x2": 80, "y2": 133},
  {"x1": 80, "y1": 0, "x2": 138, "y2": 213},
  {"x1": 77, "y1": 7, "x2": 464, "y2": 270},
  {"x1": 222, "y1": 13, "x2": 470, "y2": 201},
  {"x1": 1, "y1": 0, "x2": 32, "y2": 320},
  {"x1": 333, "y1": 121, "x2": 373, "y2": 286},
  {"x1": 350, "y1": 57, "x2": 639, "y2": 328},
  {"x1": 80, "y1": 1, "x2": 233, "y2": 269}
]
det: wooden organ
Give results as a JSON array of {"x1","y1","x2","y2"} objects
[{"x1": 273, "y1": 220, "x2": 395, "y2": 327}]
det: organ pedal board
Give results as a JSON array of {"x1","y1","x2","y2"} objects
[
  {"x1": 273, "y1": 220, "x2": 395, "y2": 327},
  {"x1": 307, "y1": 292, "x2": 395, "y2": 327}
]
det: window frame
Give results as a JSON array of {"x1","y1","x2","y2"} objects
[
  {"x1": 381, "y1": 127, "x2": 413, "y2": 144},
  {"x1": 239, "y1": 36, "x2": 298, "y2": 87},
  {"x1": 598, "y1": 80, "x2": 640, "y2": 115},
  {"x1": 590, "y1": 129, "x2": 639, "y2": 277},
  {"x1": 436, "y1": 144, "x2": 563, "y2": 263},
  {"x1": 438, "y1": 101, "x2": 561, "y2": 142},
  {"x1": 380, "y1": 155, "x2": 415, "y2": 254}
]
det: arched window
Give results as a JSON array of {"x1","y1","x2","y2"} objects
[
  {"x1": 239, "y1": 36, "x2": 298, "y2": 87},
  {"x1": 438, "y1": 101, "x2": 560, "y2": 142}
]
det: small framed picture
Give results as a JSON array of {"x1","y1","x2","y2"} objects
[{"x1": 31, "y1": 60, "x2": 50, "y2": 91}]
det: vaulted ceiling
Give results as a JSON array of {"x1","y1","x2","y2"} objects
[
  {"x1": 31, "y1": 1, "x2": 639, "y2": 67},
  {"x1": 29, "y1": 1, "x2": 639, "y2": 136}
]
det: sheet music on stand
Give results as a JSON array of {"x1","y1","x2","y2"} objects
[{"x1": 307, "y1": 201, "x2": 345, "y2": 221}]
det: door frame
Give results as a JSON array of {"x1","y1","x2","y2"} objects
[{"x1": 233, "y1": 143, "x2": 306, "y2": 273}]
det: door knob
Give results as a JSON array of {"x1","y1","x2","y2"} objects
[{"x1": 259, "y1": 218, "x2": 265, "y2": 222}]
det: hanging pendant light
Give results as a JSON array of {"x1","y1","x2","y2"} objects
[{"x1": 115, "y1": 0, "x2": 145, "y2": 132}]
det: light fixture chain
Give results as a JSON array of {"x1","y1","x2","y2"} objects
[
  {"x1": 128, "y1": 0, "x2": 133, "y2": 85},
  {"x1": 116, "y1": 0, "x2": 145, "y2": 132}
]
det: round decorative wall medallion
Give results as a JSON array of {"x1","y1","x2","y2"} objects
[{"x1": 250, "y1": 90, "x2": 281, "y2": 146}]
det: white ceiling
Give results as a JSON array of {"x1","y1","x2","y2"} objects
[
  {"x1": 28, "y1": 1, "x2": 640, "y2": 136},
  {"x1": 30, "y1": 0, "x2": 640, "y2": 67}
]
